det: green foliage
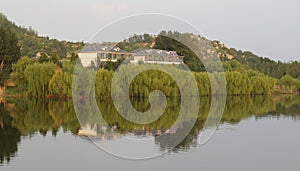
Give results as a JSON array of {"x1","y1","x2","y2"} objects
[
  {"x1": 48, "y1": 69, "x2": 72, "y2": 97},
  {"x1": 1, "y1": 27, "x2": 298, "y2": 97},
  {"x1": 10, "y1": 62, "x2": 288, "y2": 97},
  {"x1": 222, "y1": 60, "x2": 245, "y2": 72},
  {"x1": 0, "y1": 26, "x2": 20, "y2": 86},
  {"x1": 62, "y1": 61, "x2": 75, "y2": 74},
  {"x1": 117, "y1": 33, "x2": 154, "y2": 51},
  {"x1": 38, "y1": 53, "x2": 51, "y2": 63},
  {"x1": 70, "y1": 52, "x2": 79, "y2": 63},
  {"x1": 280, "y1": 75, "x2": 300, "y2": 92},
  {"x1": 24, "y1": 63, "x2": 55, "y2": 97},
  {"x1": 50, "y1": 50, "x2": 61, "y2": 65},
  {"x1": 95, "y1": 69, "x2": 113, "y2": 97},
  {"x1": 154, "y1": 32, "x2": 204, "y2": 72},
  {"x1": 12, "y1": 57, "x2": 32, "y2": 92},
  {"x1": 98, "y1": 57, "x2": 127, "y2": 71},
  {"x1": 213, "y1": 40, "x2": 300, "y2": 80},
  {"x1": 92, "y1": 66, "x2": 275, "y2": 98},
  {"x1": 0, "y1": 13, "x2": 84, "y2": 58}
]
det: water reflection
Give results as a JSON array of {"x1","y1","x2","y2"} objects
[
  {"x1": 0, "y1": 103, "x2": 20, "y2": 165},
  {"x1": 0, "y1": 95, "x2": 299, "y2": 164}
]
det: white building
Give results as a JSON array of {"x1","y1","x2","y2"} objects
[
  {"x1": 78, "y1": 45, "x2": 131, "y2": 67},
  {"x1": 78, "y1": 46, "x2": 184, "y2": 67},
  {"x1": 130, "y1": 49, "x2": 183, "y2": 65},
  {"x1": 78, "y1": 52, "x2": 98, "y2": 67}
]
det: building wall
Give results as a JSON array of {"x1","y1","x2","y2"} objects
[
  {"x1": 130, "y1": 55, "x2": 146, "y2": 64},
  {"x1": 130, "y1": 55, "x2": 182, "y2": 65},
  {"x1": 78, "y1": 52, "x2": 98, "y2": 67}
]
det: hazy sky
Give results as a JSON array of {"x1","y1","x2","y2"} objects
[{"x1": 0, "y1": 0, "x2": 299, "y2": 61}]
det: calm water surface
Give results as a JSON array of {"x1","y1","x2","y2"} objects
[{"x1": 0, "y1": 95, "x2": 299, "y2": 171}]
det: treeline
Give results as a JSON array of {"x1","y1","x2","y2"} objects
[
  {"x1": 11, "y1": 56, "x2": 283, "y2": 97},
  {"x1": 213, "y1": 40, "x2": 300, "y2": 80},
  {"x1": 3, "y1": 27, "x2": 299, "y2": 97},
  {"x1": 12, "y1": 57, "x2": 73, "y2": 97},
  {"x1": 95, "y1": 66, "x2": 277, "y2": 97},
  {"x1": 154, "y1": 31, "x2": 300, "y2": 83},
  {"x1": 117, "y1": 33, "x2": 154, "y2": 52}
]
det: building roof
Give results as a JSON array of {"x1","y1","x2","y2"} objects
[
  {"x1": 79, "y1": 45, "x2": 182, "y2": 58},
  {"x1": 132, "y1": 48, "x2": 181, "y2": 57},
  {"x1": 80, "y1": 44, "x2": 128, "y2": 53}
]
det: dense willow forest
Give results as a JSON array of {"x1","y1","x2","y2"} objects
[
  {"x1": 7, "y1": 52, "x2": 299, "y2": 98},
  {"x1": 9, "y1": 56, "x2": 287, "y2": 98}
]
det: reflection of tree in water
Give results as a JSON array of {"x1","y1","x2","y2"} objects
[
  {"x1": 267, "y1": 95, "x2": 300, "y2": 120},
  {"x1": 73, "y1": 95, "x2": 300, "y2": 152},
  {"x1": 0, "y1": 103, "x2": 21, "y2": 165},
  {"x1": 11, "y1": 99, "x2": 80, "y2": 136},
  {"x1": 0, "y1": 99, "x2": 81, "y2": 165},
  {"x1": 155, "y1": 120, "x2": 203, "y2": 152},
  {"x1": 0, "y1": 95, "x2": 300, "y2": 164},
  {"x1": 155, "y1": 95, "x2": 300, "y2": 152}
]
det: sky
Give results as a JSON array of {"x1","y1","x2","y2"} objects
[{"x1": 0, "y1": 0, "x2": 299, "y2": 61}]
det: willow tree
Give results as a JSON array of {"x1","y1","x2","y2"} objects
[
  {"x1": 48, "y1": 69, "x2": 72, "y2": 97},
  {"x1": 12, "y1": 57, "x2": 32, "y2": 92},
  {"x1": 24, "y1": 63, "x2": 55, "y2": 97}
]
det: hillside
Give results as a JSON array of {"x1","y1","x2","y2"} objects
[
  {"x1": 0, "y1": 13, "x2": 84, "y2": 58},
  {"x1": 1, "y1": 11, "x2": 298, "y2": 80},
  {"x1": 0, "y1": 13, "x2": 299, "y2": 94},
  {"x1": 212, "y1": 40, "x2": 300, "y2": 79},
  {"x1": 117, "y1": 31, "x2": 300, "y2": 92},
  {"x1": 124, "y1": 31, "x2": 300, "y2": 80}
]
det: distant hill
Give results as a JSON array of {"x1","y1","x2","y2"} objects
[
  {"x1": 0, "y1": 13, "x2": 84, "y2": 57},
  {"x1": 152, "y1": 31, "x2": 300, "y2": 80},
  {"x1": 1, "y1": 12, "x2": 299, "y2": 80},
  {"x1": 212, "y1": 40, "x2": 300, "y2": 79},
  {"x1": 116, "y1": 31, "x2": 300, "y2": 80}
]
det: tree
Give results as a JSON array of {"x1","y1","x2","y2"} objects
[
  {"x1": 38, "y1": 53, "x2": 50, "y2": 63},
  {"x1": 280, "y1": 75, "x2": 300, "y2": 92},
  {"x1": 12, "y1": 57, "x2": 32, "y2": 92},
  {"x1": 48, "y1": 69, "x2": 72, "y2": 97},
  {"x1": 70, "y1": 52, "x2": 79, "y2": 63},
  {"x1": 154, "y1": 32, "x2": 205, "y2": 72},
  {"x1": 50, "y1": 50, "x2": 61, "y2": 65},
  {"x1": 0, "y1": 27, "x2": 20, "y2": 86},
  {"x1": 24, "y1": 63, "x2": 55, "y2": 97}
]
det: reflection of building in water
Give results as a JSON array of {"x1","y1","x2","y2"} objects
[
  {"x1": 78, "y1": 124, "x2": 98, "y2": 137},
  {"x1": 77, "y1": 121, "x2": 202, "y2": 152},
  {"x1": 77, "y1": 123, "x2": 177, "y2": 141},
  {"x1": 78, "y1": 124, "x2": 122, "y2": 140}
]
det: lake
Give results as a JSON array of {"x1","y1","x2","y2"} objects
[{"x1": 0, "y1": 95, "x2": 300, "y2": 170}]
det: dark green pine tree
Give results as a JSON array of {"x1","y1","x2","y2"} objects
[{"x1": 0, "y1": 27, "x2": 21, "y2": 86}]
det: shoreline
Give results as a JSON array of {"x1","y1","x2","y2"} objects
[{"x1": 1, "y1": 91, "x2": 299, "y2": 100}]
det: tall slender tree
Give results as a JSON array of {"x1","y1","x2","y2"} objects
[{"x1": 0, "y1": 27, "x2": 20, "y2": 86}]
